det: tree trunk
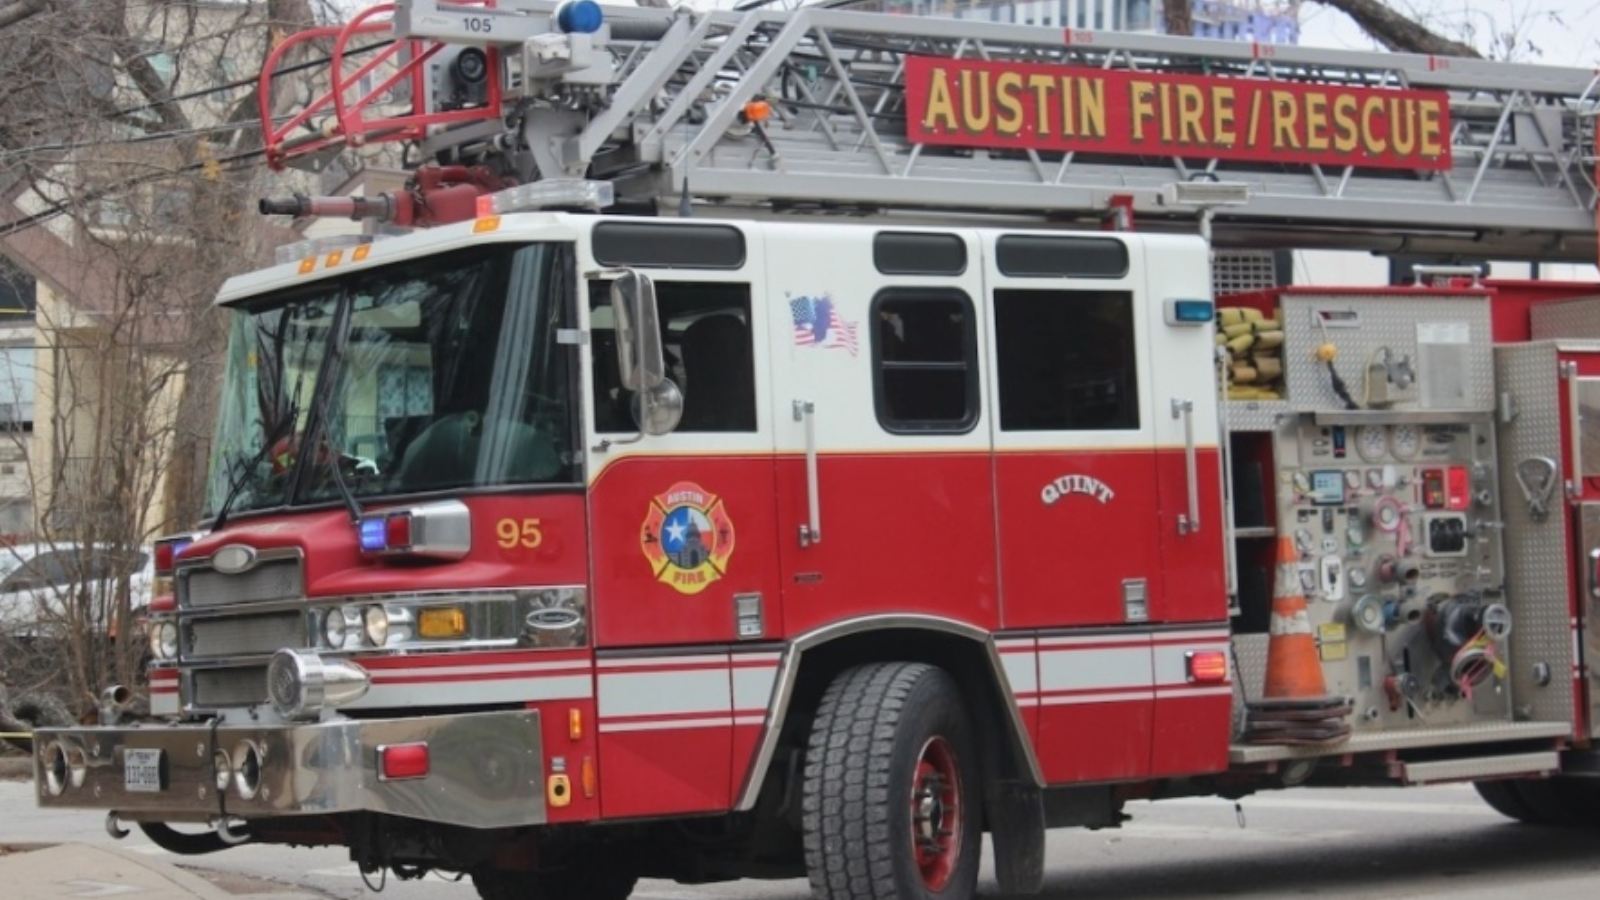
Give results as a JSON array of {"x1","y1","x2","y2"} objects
[
  {"x1": 1305, "y1": 0, "x2": 1483, "y2": 57},
  {"x1": 1163, "y1": 0, "x2": 1193, "y2": 37}
]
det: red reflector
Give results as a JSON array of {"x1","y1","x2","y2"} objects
[
  {"x1": 150, "y1": 595, "x2": 176, "y2": 613},
  {"x1": 384, "y1": 514, "x2": 412, "y2": 549},
  {"x1": 1186, "y1": 650, "x2": 1229, "y2": 684},
  {"x1": 379, "y1": 743, "x2": 429, "y2": 781}
]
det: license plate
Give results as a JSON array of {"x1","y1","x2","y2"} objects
[{"x1": 124, "y1": 748, "x2": 164, "y2": 793}]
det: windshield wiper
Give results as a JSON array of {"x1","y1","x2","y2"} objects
[
  {"x1": 302, "y1": 296, "x2": 364, "y2": 527},
  {"x1": 211, "y1": 396, "x2": 299, "y2": 533}
]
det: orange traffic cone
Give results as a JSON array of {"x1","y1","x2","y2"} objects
[
  {"x1": 1242, "y1": 536, "x2": 1351, "y2": 745},
  {"x1": 1263, "y1": 536, "x2": 1327, "y2": 699}
]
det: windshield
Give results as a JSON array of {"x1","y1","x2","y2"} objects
[{"x1": 203, "y1": 242, "x2": 576, "y2": 519}]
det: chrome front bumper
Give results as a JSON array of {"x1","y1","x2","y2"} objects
[{"x1": 34, "y1": 710, "x2": 545, "y2": 829}]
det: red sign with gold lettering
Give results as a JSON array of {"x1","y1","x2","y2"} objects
[{"x1": 903, "y1": 56, "x2": 1452, "y2": 171}]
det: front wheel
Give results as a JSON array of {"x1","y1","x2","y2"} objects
[{"x1": 802, "y1": 662, "x2": 982, "y2": 900}]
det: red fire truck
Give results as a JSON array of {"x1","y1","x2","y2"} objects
[{"x1": 31, "y1": 2, "x2": 1600, "y2": 900}]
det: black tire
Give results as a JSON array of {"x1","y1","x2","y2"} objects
[
  {"x1": 802, "y1": 662, "x2": 982, "y2": 900},
  {"x1": 1473, "y1": 780, "x2": 1543, "y2": 824},
  {"x1": 1514, "y1": 777, "x2": 1600, "y2": 828},
  {"x1": 471, "y1": 866, "x2": 637, "y2": 900}
]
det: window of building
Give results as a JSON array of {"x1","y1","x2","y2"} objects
[
  {"x1": 590, "y1": 281, "x2": 756, "y2": 433},
  {"x1": 0, "y1": 259, "x2": 35, "y2": 319},
  {"x1": 871, "y1": 289, "x2": 979, "y2": 433},
  {"x1": 0, "y1": 346, "x2": 36, "y2": 431},
  {"x1": 994, "y1": 289, "x2": 1139, "y2": 431}
]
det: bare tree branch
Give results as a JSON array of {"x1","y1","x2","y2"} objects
[
  {"x1": 1305, "y1": 0, "x2": 1484, "y2": 57},
  {"x1": 0, "y1": 0, "x2": 49, "y2": 32}
]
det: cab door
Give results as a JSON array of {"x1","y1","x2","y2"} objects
[
  {"x1": 986, "y1": 232, "x2": 1162, "y2": 784},
  {"x1": 579, "y1": 221, "x2": 783, "y2": 819}
]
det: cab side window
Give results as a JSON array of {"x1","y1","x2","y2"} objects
[
  {"x1": 994, "y1": 289, "x2": 1139, "y2": 431},
  {"x1": 591, "y1": 281, "x2": 756, "y2": 433}
]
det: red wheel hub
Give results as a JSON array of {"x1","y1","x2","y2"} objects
[{"x1": 910, "y1": 736, "x2": 963, "y2": 891}]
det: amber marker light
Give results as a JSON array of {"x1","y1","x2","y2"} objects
[
  {"x1": 741, "y1": 99, "x2": 772, "y2": 123},
  {"x1": 568, "y1": 708, "x2": 583, "y2": 741},
  {"x1": 417, "y1": 607, "x2": 467, "y2": 639}
]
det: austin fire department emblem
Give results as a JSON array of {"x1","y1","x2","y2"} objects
[{"x1": 641, "y1": 482, "x2": 736, "y2": 595}]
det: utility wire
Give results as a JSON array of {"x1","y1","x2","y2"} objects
[
  {"x1": 0, "y1": 38, "x2": 399, "y2": 236},
  {"x1": 0, "y1": 144, "x2": 270, "y2": 240},
  {"x1": 1, "y1": 39, "x2": 393, "y2": 157}
]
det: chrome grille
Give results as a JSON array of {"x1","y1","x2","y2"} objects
[
  {"x1": 193, "y1": 668, "x2": 267, "y2": 708},
  {"x1": 184, "y1": 612, "x2": 304, "y2": 659},
  {"x1": 181, "y1": 557, "x2": 304, "y2": 608}
]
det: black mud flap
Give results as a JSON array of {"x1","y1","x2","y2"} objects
[{"x1": 987, "y1": 779, "x2": 1045, "y2": 894}]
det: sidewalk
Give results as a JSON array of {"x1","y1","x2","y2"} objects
[{"x1": 0, "y1": 842, "x2": 326, "y2": 900}]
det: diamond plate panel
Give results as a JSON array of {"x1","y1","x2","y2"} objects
[
  {"x1": 1222, "y1": 399, "x2": 1292, "y2": 432},
  {"x1": 1279, "y1": 293, "x2": 1494, "y2": 412},
  {"x1": 1530, "y1": 297, "x2": 1600, "y2": 340},
  {"x1": 1493, "y1": 343, "x2": 1577, "y2": 725}
]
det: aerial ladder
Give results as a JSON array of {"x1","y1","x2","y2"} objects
[{"x1": 259, "y1": 0, "x2": 1600, "y2": 260}]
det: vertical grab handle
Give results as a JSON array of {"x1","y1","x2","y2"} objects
[
  {"x1": 1172, "y1": 398, "x2": 1200, "y2": 536},
  {"x1": 1564, "y1": 362, "x2": 1583, "y2": 498},
  {"x1": 794, "y1": 399, "x2": 821, "y2": 547}
]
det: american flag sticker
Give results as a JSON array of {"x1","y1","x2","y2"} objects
[{"x1": 788, "y1": 293, "x2": 859, "y2": 356}]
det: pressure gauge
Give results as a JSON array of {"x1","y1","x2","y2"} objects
[
  {"x1": 1391, "y1": 423, "x2": 1421, "y2": 461},
  {"x1": 1347, "y1": 566, "x2": 1368, "y2": 589},
  {"x1": 1355, "y1": 424, "x2": 1388, "y2": 462}
]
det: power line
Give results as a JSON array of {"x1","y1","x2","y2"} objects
[
  {"x1": 0, "y1": 144, "x2": 271, "y2": 240},
  {"x1": 1, "y1": 39, "x2": 393, "y2": 155},
  {"x1": 0, "y1": 38, "x2": 401, "y2": 237}
]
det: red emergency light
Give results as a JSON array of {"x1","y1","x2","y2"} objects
[
  {"x1": 1186, "y1": 651, "x2": 1229, "y2": 684},
  {"x1": 153, "y1": 532, "x2": 204, "y2": 577},
  {"x1": 356, "y1": 500, "x2": 471, "y2": 561}
]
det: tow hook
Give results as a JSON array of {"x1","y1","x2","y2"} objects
[
  {"x1": 215, "y1": 817, "x2": 250, "y2": 846},
  {"x1": 105, "y1": 812, "x2": 129, "y2": 840}
]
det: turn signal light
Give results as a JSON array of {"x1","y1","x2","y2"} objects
[
  {"x1": 378, "y1": 743, "x2": 430, "y2": 781},
  {"x1": 1186, "y1": 650, "x2": 1229, "y2": 684},
  {"x1": 418, "y1": 607, "x2": 467, "y2": 639}
]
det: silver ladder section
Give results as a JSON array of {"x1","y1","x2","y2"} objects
[{"x1": 392, "y1": 1, "x2": 1600, "y2": 260}]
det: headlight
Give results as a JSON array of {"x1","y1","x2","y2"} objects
[
  {"x1": 149, "y1": 621, "x2": 178, "y2": 661},
  {"x1": 322, "y1": 608, "x2": 350, "y2": 649},
  {"x1": 363, "y1": 605, "x2": 389, "y2": 646}
]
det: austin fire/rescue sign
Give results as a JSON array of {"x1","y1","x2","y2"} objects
[
  {"x1": 642, "y1": 482, "x2": 736, "y2": 595},
  {"x1": 903, "y1": 56, "x2": 1452, "y2": 171}
]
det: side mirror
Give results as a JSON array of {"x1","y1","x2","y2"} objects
[
  {"x1": 611, "y1": 271, "x2": 665, "y2": 392},
  {"x1": 631, "y1": 379, "x2": 684, "y2": 436}
]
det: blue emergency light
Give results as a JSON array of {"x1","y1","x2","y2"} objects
[
  {"x1": 1165, "y1": 299, "x2": 1215, "y2": 326},
  {"x1": 556, "y1": 0, "x2": 604, "y2": 34}
]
